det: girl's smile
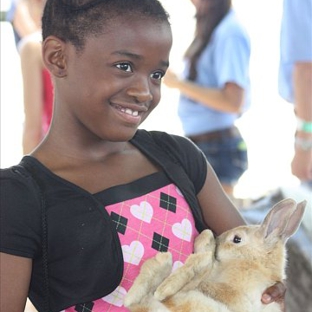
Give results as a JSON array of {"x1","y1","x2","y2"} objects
[{"x1": 110, "y1": 100, "x2": 147, "y2": 127}]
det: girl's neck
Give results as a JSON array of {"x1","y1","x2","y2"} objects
[{"x1": 32, "y1": 132, "x2": 131, "y2": 165}]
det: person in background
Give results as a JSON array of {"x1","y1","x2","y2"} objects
[
  {"x1": 0, "y1": 0, "x2": 285, "y2": 311},
  {"x1": 6, "y1": 0, "x2": 39, "y2": 46},
  {"x1": 19, "y1": 29, "x2": 54, "y2": 153},
  {"x1": 164, "y1": 0, "x2": 250, "y2": 198},
  {"x1": 8, "y1": 0, "x2": 54, "y2": 154},
  {"x1": 278, "y1": 0, "x2": 312, "y2": 184},
  {"x1": 278, "y1": 0, "x2": 312, "y2": 242}
]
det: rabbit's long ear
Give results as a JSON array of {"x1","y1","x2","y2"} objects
[
  {"x1": 259, "y1": 199, "x2": 305, "y2": 242},
  {"x1": 281, "y1": 200, "x2": 306, "y2": 241}
]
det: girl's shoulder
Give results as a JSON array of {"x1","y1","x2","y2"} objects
[
  {"x1": 134, "y1": 129, "x2": 202, "y2": 154},
  {"x1": 0, "y1": 162, "x2": 42, "y2": 258},
  {"x1": 1, "y1": 162, "x2": 39, "y2": 195},
  {"x1": 132, "y1": 129, "x2": 207, "y2": 193},
  {"x1": 133, "y1": 129, "x2": 206, "y2": 166}
]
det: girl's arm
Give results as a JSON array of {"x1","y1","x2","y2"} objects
[
  {"x1": 12, "y1": 0, "x2": 38, "y2": 39},
  {"x1": 0, "y1": 252, "x2": 32, "y2": 312},
  {"x1": 197, "y1": 160, "x2": 246, "y2": 235}
]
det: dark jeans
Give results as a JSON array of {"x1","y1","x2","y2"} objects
[{"x1": 194, "y1": 128, "x2": 248, "y2": 186}]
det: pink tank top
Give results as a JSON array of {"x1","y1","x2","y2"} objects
[{"x1": 65, "y1": 179, "x2": 198, "y2": 311}]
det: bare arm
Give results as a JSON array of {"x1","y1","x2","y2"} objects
[
  {"x1": 197, "y1": 161, "x2": 246, "y2": 235},
  {"x1": 293, "y1": 62, "x2": 312, "y2": 119},
  {"x1": 12, "y1": 0, "x2": 38, "y2": 39},
  {"x1": 291, "y1": 62, "x2": 312, "y2": 181},
  {"x1": 20, "y1": 38, "x2": 45, "y2": 154},
  {"x1": 163, "y1": 69, "x2": 245, "y2": 114},
  {"x1": 0, "y1": 252, "x2": 32, "y2": 312}
]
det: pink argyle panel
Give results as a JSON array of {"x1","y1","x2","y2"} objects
[{"x1": 65, "y1": 183, "x2": 198, "y2": 312}]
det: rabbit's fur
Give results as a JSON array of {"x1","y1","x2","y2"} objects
[{"x1": 124, "y1": 198, "x2": 306, "y2": 312}]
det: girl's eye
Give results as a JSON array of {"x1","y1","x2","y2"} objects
[
  {"x1": 233, "y1": 235, "x2": 242, "y2": 244},
  {"x1": 115, "y1": 63, "x2": 132, "y2": 72},
  {"x1": 151, "y1": 71, "x2": 164, "y2": 80}
]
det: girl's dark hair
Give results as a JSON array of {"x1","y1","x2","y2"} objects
[
  {"x1": 42, "y1": 0, "x2": 170, "y2": 51},
  {"x1": 185, "y1": 0, "x2": 231, "y2": 80}
]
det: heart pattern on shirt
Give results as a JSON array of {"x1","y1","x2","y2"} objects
[
  {"x1": 130, "y1": 201, "x2": 153, "y2": 223},
  {"x1": 102, "y1": 286, "x2": 127, "y2": 307},
  {"x1": 172, "y1": 218, "x2": 192, "y2": 242},
  {"x1": 122, "y1": 241, "x2": 144, "y2": 265},
  {"x1": 172, "y1": 260, "x2": 184, "y2": 272}
]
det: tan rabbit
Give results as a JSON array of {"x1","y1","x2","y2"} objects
[{"x1": 124, "y1": 198, "x2": 306, "y2": 312}]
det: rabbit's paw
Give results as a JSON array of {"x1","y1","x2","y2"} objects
[
  {"x1": 142, "y1": 252, "x2": 172, "y2": 278},
  {"x1": 155, "y1": 252, "x2": 173, "y2": 267},
  {"x1": 194, "y1": 229, "x2": 216, "y2": 254}
]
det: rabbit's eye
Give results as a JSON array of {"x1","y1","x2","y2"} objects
[{"x1": 233, "y1": 235, "x2": 242, "y2": 243}]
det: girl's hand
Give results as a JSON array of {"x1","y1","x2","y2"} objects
[{"x1": 261, "y1": 281, "x2": 286, "y2": 311}]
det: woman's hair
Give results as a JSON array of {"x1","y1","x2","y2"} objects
[
  {"x1": 42, "y1": 0, "x2": 170, "y2": 51},
  {"x1": 185, "y1": 0, "x2": 231, "y2": 80}
]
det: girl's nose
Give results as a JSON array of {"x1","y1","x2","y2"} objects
[{"x1": 127, "y1": 78, "x2": 153, "y2": 103}]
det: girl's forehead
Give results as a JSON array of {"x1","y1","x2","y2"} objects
[
  {"x1": 83, "y1": 17, "x2": 172, "y2": 53},
  {"x1": 108, "y1": 14, "x2": 169, "y2": 29},
  {"x1": 98, "y1": 16, "x2": 171, "y2": 41}
]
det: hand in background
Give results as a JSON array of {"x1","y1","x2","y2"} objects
[
  {"x1": 291, "y1": 148, "x2": 312, "y2": 181},
  {"x1": 163, "y1": 69, "x2": 180, "y2": 89}
]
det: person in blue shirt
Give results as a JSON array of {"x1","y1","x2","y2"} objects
[
  {"x1": 164, "y1": 0, "x2": 251, "y2": 197},
  {"x1": 278, "y1": 0, "x2": 312, "y2": 184}
]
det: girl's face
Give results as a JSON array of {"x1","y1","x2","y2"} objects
[{"x1": 59, "y1": 17, "x2": 172, "y2": 142}]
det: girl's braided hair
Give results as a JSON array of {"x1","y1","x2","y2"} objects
[{"x1": 42, "y1": 0, "x2": 170, "y2": 51}]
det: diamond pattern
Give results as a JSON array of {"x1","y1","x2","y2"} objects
[
  {"x1": 152, "y1": 232, "x2": 169, "y2": 252},
  {"x1": 110, "y1": 211, "x2": 128, "y2": 235},
  {"x1": 75, "y1": 301, "x2": 94, "y2": 312},
  {"x1": 159, "y1": 192, "x2": 177, "y2": 213}
]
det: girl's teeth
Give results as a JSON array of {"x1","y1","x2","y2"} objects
[{"x1": 122, "y1": 108, "x2": 139, "y2": 116}]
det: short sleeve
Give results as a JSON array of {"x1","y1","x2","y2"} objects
[
  {"x1": 281, "y1": 0, "x2": 312, "y2": 62},
  {"x1": 0, "y1": 167, "x2": 42, "y2": 258},
  {"x1": 152, "y1": 132, "x2": 208, "y2": 194},
  {"x1": 214, "y1": 35, "x2": 251, "y2": 90}
]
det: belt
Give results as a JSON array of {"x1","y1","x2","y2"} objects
[{"x1": 188, "y1": 127, "x2": 240, "y2": 143}]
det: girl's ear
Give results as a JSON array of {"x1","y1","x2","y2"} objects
[{"x1": 42, "y1": 36, "x2": 67, "y2": 78}]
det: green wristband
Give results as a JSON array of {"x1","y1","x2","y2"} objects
[{"x1": 297, "y1": 118, "x2": 312, "y2": 133}]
